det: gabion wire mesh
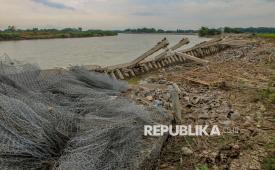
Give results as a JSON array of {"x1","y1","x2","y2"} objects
[{"x1": 0, "y1": 55, "x2": 171, "y2": 170}]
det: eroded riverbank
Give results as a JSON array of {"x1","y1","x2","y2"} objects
[{"x1": 123, "y1": 35, "x2": 275, "y2": 169}]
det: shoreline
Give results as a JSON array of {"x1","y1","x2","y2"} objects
[{"x1": 0, "y1": 34, "x2": 118, "y2": 42}]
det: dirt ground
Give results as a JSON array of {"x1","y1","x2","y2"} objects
[{"x1": 124, "y1": 36, "x2": 275, "y2": 170}]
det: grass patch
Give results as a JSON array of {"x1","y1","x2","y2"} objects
[
  {"x1": 216, "y1": 134, "x2": 239, "y2": 146},
  {"x1": 262, "y1": 155, "x2": 275, "y2": 170},
  {"x1": 127, "y1": 76, "x2": 142, "y2": 85},
  {"x1": 259, "y1": 77, "x2": 275, "y2": 104},
  {"x1": 260, "y1": 88, "x2": 275, "y2": 104},
  {"x1": 265, "y1": 138, "x2": 275, "y2": 150},
  {"x1": 257, "y1": 33, "x2": 275, "y2": 39},
  {"x1": 195, "y1": 164, "x2": 209, "y2": 170}
]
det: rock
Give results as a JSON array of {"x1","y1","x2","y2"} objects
[
  {"x1": 255, "y1": 112, "x2": 263, "y2": 121},
  {"x1": 146, "y1": 96, "x2": 153, "y2": 101},
  {"x1": 159, "y1": 164, "x2": 168, "y2": 168},
  {"x1": 166, "y1": 81, "x2": 173, "y2": 85},
  {"x1": 172, "y1": 83, "x2": 181, "y2": 93},
  {"x1": 230, "y1": 111, "x2": 241, "y2": 120},
  {"x1": 198, "y1": 113, "x2": 209, "y2": 119},
  {"x1": 183, "y1": 96, "x2": 190, "y2": 102},
  {"x1": 139, "y1": 86, "x2": 149, "y2": 91},
  {"x1": 202, "y1": 150, "x2": 209, "y2": 155},
  {"x1": 153, "y1": 100, "x2": 162, "y2": 107},
  {"x1": 259, "y1": 103, "x2": 266, "y2": 112},
  {"x1": 232, "y1": 144, "x2": 240, "y2": 150},
  {"x1": 220, "y1": 120, "x2": 232, "y2": 127},
  {"x1": 191, "y1": 96, "x2": 201, "y2": 104},
  {"x1": 148, "y1": 76, "x2": 159, "y2": 83},
  {"x1": 216, "y1": 105, "x2": 231, "y2": 114},
  {"x1": 245, "y1": 116, "x2": 253, "y2": 122},
  {"x1": 243, "y1": 121, "x2": 252, "y2": 127},
  {"x1": 48, "y1": 107, "x2": 53, "y2": 113},
  {"x1": 181, "y1": 147, "x2": 193, "y2": 156},
  {"x1": 158, "y1": 79, "x2": 167, "y2": 84},
  {"x1": 139, "y1": 80, "x2": 148, "y2": 85},
  {"x1": 163, "y1": 93, "x2": 171, "y2": 101}
]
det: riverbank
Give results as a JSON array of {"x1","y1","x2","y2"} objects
[
  {"x1": 124, "y1": 36, "x2": 275, "y2": 169},
  {"x1": 0, "y1": 30, "x2": 117, "y2": 41}
]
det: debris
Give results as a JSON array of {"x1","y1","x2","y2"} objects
[
  {"x1": 169, "y1": 85, "x2": 182, "y2": 122},
  {"x1": 176, "y1": 52, "x2": 210, "y2": 64}
]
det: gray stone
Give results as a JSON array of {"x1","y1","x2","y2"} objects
[{"x1": 181, "y1": 147, "x2": 193, "y2": 156}]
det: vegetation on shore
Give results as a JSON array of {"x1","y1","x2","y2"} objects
[
  {"x1": 0, "y1": 26, "x2": 117, "y2": 41},
  {"x1": 257, "y1": 33, "x2": 275, "y2": 39},
  {"x1": 198, "y1": 26, "x2": 275, "y2": 37},
  {"x1": 121, "y1": 27, "x2": 275, "y2": 36}
]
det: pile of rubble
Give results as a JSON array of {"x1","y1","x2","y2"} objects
[
  {"x1": 217, "y1": 42, "x2": 275, "y2": 64},
  {"x1": 127, "y1": 74, "x2": 242, "y2": 127}
]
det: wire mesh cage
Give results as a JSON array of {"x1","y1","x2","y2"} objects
[{"x1": 0, "y1": 55, "x2": 171, "y2": 170}]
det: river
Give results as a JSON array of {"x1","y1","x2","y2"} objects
[{"x1": 0, "y1": 33, "x2": 210, "y2": 69}]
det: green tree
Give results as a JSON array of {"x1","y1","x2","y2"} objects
[
  {"x1": 199, "y1": 27, "x2": 209, "y2": 36},
  {"x1": 6, "y1": 25, "x2": 16, "y2": 32}
]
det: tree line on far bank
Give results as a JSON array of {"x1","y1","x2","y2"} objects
[
  {"x1": 122, "y1": 28, "x2": 196, "y2": 34},
  {"x1": 121, "y1": 27, "x2": 275, "y2": 37},
  {"x1": 1, "y1": 26, "x2": 275, "y2": 40},
  {"x1": 198, "y1": 27, "x2": 275, "y2": 37},
  {"x1": 0, "y1": 26, "x2": 117, "y2": 41}
]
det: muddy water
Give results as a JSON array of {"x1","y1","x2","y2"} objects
[{"x1": 0, "y1": 33, "x2": 210, "y2": 69}]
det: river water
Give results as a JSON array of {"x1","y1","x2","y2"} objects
[{"x1": 0, "y1": 33, "x2": 210, "y2": 69}]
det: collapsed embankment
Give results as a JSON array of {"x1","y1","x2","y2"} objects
[{"x1": 124, "y1": 35, "x2": 275, "y2": 170}]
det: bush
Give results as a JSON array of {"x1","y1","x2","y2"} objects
[
  {"x1": 0, "y1": 32, "x2": 20, "y2": 40},
  {"x1": 199, "y1": 27, "x2": 221, "y2": 37}
]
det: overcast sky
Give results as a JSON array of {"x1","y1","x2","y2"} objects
[{"x1": 0, "y1": 0, "x2": 275, "y2": 30}]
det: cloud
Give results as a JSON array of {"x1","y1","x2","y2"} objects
[
  {"x1": 32, "y1": 0, "x2": 74, "y2": 10},
  {"x1": 0, "y1": 0, "x2": 275, "y2": 30},
  {"x1": 132, "y1": 12, "x2": 160, "y2": 16}
]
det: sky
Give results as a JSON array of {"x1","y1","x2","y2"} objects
[{"x1": 0, "y1": 0, "x2": 275, "y2": 30}]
